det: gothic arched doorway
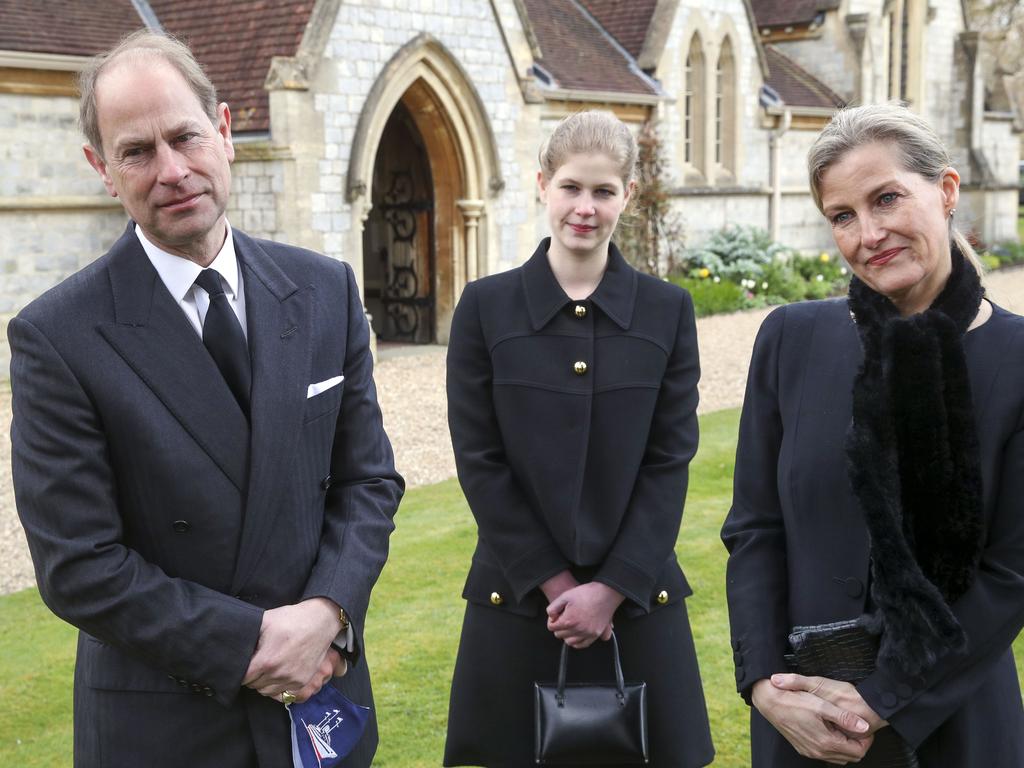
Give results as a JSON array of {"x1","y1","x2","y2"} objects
[
  {"x1": 346, "y1": 34, "x2": 502, "y2": 345},
  {"x1": 363, "y1": 103, "x2": 436, "y2": 343}
]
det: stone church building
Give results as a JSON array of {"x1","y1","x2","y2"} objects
[{"x1": 0, "y1": 0, "x2": 1019, "y2": 367}]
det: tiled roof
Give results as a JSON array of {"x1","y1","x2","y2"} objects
[
  {"x1": 0, "y1": 0, "x2": 143, "y2": 57},
  {"x1": 522, "y1": 0, "x2": 657, "y2": 96},
  {"x1": 750, "y1": 0, "x2": 840, "y2": 28},
  {"x1": 577, "y1": 0, "x2": 658, "y2": 59},
  {"x1": 149, "y1": 0, "x2": 314, "y2": 133},
  {"x1": 764, "y1": 44, "x2": 844, "y2": 109},
  {"x1": 0, "y1": 0, "x2": 313, "y2": 134}
]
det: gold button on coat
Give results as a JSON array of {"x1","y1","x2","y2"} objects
[
  {"x1": 573, "y1": 361, "x2": 588, "y2": 376},
  {"x1": 656, "y1": 590, "x2": 669, "y2": 605},
  {"x1": 490, "y1": 591, "x2": 504, "y2": 605},
  {"x1": 574, "y1": 304, "x2": 587, "y2": 318}
]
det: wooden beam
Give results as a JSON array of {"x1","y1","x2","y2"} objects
[{"x1": 0, "y1": 67, "x2": 77, "y2": 96}]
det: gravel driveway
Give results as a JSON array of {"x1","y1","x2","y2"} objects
[{"x1": 3, "y1": 267, "x2": 1023, "y2": 595}]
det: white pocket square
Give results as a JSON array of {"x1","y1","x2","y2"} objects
[{"x1": 307, "y1": 375, "x2": 344, "y2": 398}]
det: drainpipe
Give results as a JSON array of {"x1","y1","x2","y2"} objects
[{"x1": 760, "y1": 85, "x2": 790, "y2": 243}]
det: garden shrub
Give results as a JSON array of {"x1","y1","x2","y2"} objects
[
  {"x1": 989, "y1": 241, "x2": 1024, "y2": 267},
  {"x1": 981, "y1": 252, "x2": 1002, "y2": 271},
  {"x1": 758, "y1": 260, "x2": 810, "y2": 304},
  {"x1": 669, "y1": 275, "x2": 753, "y2": 317},
  {"x1": 682, "y1": 225, "x2": 789, "y2": 282},
  {"x1": 673, "y1": 226, "x2": 851, "y2": 315}
]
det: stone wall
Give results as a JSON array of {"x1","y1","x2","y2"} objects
[
  {"x1": 961, "y1": 113, "x2": 1021, "y2": 245},
  {"x1": 224, "y1": 154, "x2": 287, "y2": 242},
  {"x1": 671, "y1": 191, "x2": 768, "y2": 244},
  {"x1": 777, "y1": 191, "x2": 833, "y2": 252},
  {"x1": 0, "y1": 93, "x2": 104, "y2": 199},
  {"x1": 0, "y1": 92, "x2": 126, "y2": 376},
  {"x1": 981, "y1": 113, "x2": 1021, "y2": 188},
  {"x1": 921, "y1": 0, "x2": 966, "y2": 152},
  {"x1": 670, "y1": 191, "x2": 833, "y2": 254}
]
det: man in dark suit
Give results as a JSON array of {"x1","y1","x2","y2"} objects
[{"x1": 8, "y1": 30, "x2": 403, "y2": 767}]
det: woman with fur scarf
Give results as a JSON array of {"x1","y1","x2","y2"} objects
[{"x1": 722, "y1": 103, "x2": 1024, "y2": 766}]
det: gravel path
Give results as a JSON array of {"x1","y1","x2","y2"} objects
[{"x1": 3, "y1": 267, "x2": 1023, "y2": 595}]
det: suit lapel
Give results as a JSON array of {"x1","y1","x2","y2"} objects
[
  {"x1": 229, "y1": 231, "x2": 312, "y2": 594},
  {"x1": 98, "y1": 226, "x2": 250, "y2": 491}
]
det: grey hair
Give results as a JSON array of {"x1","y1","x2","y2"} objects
[
  {"x1": 807, "y1": 102, "x2": 982, "y2": 273},
  {"x1": 78, "y1": 30, "x2": 218, "y2": 157},
  {"x1": 539, "y1": 110, "x2": 639, "y2": 187}
]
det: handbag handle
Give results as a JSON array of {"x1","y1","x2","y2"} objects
[{"x1": 555, "y1": 631, "x2": 626, "y2": 707}]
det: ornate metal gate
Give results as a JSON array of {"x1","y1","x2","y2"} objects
[{"x1": 376, "y1": 170, "x2": 435, "y2": 342}]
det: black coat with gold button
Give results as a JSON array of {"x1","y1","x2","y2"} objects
[{"x1": 443, "y1": 240, "x2": 714, "y2": 768}]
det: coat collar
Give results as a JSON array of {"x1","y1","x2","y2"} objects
[
  {"x1": 521, "y1": 238, "x2": 638, "y2": 331},
  {"x1": 104, "y1": 223, "x2": 300, "y2": 325},
  {"x1": 136, "y1": 222, "x2": 243, "y2": 307}
]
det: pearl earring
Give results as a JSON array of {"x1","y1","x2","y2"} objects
[{"x1": 948, "y1": 208, "x2": 957, "y2": 218}]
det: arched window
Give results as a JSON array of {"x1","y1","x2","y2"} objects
[
  {"x1": 684, "y1": 33, "x2": 705, "y2": 173},
  {"x1": 715, "y1": 36, "x2": 736, "y2": 175}
]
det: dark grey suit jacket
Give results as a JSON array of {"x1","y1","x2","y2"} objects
[
  {"x1": 722, "y1": 298, "x2": 1024, "y2": 767},
  {"x1": 9, "y1": 224, "x2": 403, "y2": 767}
]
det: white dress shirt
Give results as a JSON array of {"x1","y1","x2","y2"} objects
[{"x1": 136, "y1": 223, "x2": 248, "y2": 340}]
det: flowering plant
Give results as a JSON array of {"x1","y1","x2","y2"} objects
[
  {"x1": 683, "y1": 225, "x2": 790, "y2": 282},
  {"x1": 670, "y1": 226, "x2": 850, "y2": 315}
]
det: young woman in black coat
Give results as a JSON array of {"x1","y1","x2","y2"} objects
[
  {"x1": 723, "y1": 103, "x2": 1024, "y2": 766},
  {"x1": 443, "y1": 111, "x2": 714, "y2": 768}
]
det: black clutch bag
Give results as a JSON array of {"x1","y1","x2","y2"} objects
[
  {"x1": 534, "y1": 632, "x2": 649, "y2": 765},
  {"x1": 787, "y1": 619, "x2": 920, "y2": 768}
]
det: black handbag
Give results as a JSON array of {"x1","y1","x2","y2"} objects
[
  {"x1": 787, "y1": 619, "x2": 920, "y2": 768},
  {"x1": 534, "y1": 632, "x2": 649, "y2": 765}
]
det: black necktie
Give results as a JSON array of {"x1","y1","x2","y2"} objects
[{"x1": 195, "y1": 268, "x2": 251, "y2": 417}]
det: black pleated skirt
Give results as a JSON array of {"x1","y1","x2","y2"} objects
[{"x1": 443, "y1": 599, "x2": 714, "y2": 768}]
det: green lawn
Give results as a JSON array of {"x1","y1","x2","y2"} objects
[{"x1": 2, "y1": 408, "x2": 1022, "y2": 766}]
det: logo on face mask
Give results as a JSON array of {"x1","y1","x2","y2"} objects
[{"x1": 288, "y1": 685, "x2": 371, "y2": 767}]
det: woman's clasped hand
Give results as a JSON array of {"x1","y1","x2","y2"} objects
[
  {"x1": 542, "y1": 572, "x2": 625, "y2": 648},
  {"x1": 752, "y1": 674, "x2": 889, "y2": 765}
]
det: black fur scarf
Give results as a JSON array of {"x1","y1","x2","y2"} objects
[{"x1": 846, "y1": 247, "x2": 986, "y2": 677}]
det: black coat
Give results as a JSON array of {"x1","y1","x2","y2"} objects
[
  {"x1": 9, "y1": 225, "x2": 403, "y2": 767},
  {"x1": 722, "y1": 298, "x2": 1024, "y2": 767},
  {"x1": 444, "y1": 240, "x2": 713, "y2": 767}
]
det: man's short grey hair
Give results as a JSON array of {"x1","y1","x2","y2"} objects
[{"x1": 78, "y1": 30, "x2": 218, "y2": 157}]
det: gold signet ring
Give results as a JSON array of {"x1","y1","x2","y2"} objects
[{"x1": 281, "y1": 690, "x2": 297, "y2": 706}]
